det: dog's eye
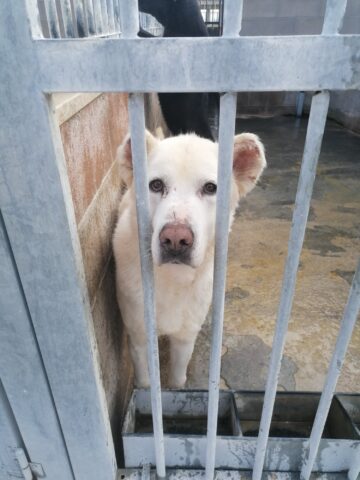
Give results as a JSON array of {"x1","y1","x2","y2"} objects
[
  {"x1": 149, "y1": 179, "x2": 164, "y2": 193},
  {"x1": 203, "y1": 182, "x2": 217, "y2": 195}
]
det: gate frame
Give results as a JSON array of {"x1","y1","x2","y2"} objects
[{"x1": 0, "y1": 1, "x2": 359, "y2": 479}]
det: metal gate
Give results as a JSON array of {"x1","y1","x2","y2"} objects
[{"x1": 0, "y1": 1, "x2": 359, "y2": 480}]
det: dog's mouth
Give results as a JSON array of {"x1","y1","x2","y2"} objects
[{"x1": 160, "y1": 251, "x2": 193, "y2": 267}]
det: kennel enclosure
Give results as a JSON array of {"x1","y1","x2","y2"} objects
[{"x1": 0, "y1": 1, "x2": 360, "y2": 479}]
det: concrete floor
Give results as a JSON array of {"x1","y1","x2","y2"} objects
[{"x1": 186, "y1": 115, "x2": 360, "y2": 393}]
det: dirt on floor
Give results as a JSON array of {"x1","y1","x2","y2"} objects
[{"x1": 184, "y1": 115, "x2": 360, "y2": 393}]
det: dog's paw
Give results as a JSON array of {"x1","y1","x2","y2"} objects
[
  {"x1": 168, "y1": 376, "x2": 186, "y2": 389},
  {"x1": 134, "y1": 377, "x2": 150, "y2": 389}
]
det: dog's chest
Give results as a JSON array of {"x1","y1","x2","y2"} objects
[{"x1": 154, "y1": 266, "x2": 213, "y2": 336}]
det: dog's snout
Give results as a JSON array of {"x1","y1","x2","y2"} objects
[{"x1": 159, "y1": 223, "x2": 194, "y2": 262}]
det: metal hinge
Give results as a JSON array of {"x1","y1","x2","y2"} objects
[{"x1": 15, "y1": 448, "x2": 45, "y2": 479}]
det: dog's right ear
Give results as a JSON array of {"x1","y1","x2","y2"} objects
[{"x1": 118, "y1": 130, "x2": 159, "y2": 187}]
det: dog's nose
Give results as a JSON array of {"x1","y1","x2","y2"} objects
[{"x1": 159, "y1": 223, "x2": 194, "y2": 256}]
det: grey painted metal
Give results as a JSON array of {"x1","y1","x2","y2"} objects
[
  {"x1": 123, "y1": 390, "x2": 360, "y2": 471},
  {"x1": 119, "y1": 0, "x2": 139, "y2": 37},
  {"x1": 0, "y1": 214, "x2": 74, "y2": 480},
  {"x1": 300, "y1": 262, "x2": 360, "y2": 480},
  {"x1": 44, "y1": 0, "x2": 61, "y2": 37},
  {"x1": 205, "y1": 6, "x2": 244, "y2": 475},
  {"x1": 252, "y1": 91, "x2": 331, "y2": 480},
  {"x1": 83, "y1": 0, "x2": 96, "y2": 35},
  {"x1": 106, "y1": 0, "x2": 116, "y2": 33},
  {"x1": 128, "y1": 94, "x2": 166, "y2": 479},
  {"x1": 73, "y1": 0, "x2": 88, "y2": 36},
  {"x1": 122, "y1": 435, "x2": 360, "y2": 471},
  {"x1": 113, "y1": 0, "x2": 121, "y2": 32},
  {"x1": 296, "y1": 92, "x2": 305, "y2": 118},
  {"x1": 141, "y1": 464, "x2": 151, "y2": 480},
  {"x1": 2, "y1": 1, "x2": 360, "y2": 478},
  {"x1": 15, "y1": 449, "x2": 34, "y2": 480},
  {"x1": 322, "y1": 0, "x2": 347, "y2": 35},
  {"x1": 123, "y1": 390, "x2": 237, "y2": 434},
  {"x1": 100, "y1": 0, "x2": 109, "y2": 34},
  {"x1": 27, "y1": 0, "x2": 44, "y2": 38},
  {"x1": 205, "y1": 93, "x2": 238, "y2": 479},
  {"x1": 59, "y1": 0, "x2": 75, "y2": 37},
  {"x1": 92, "y1": 0, "x2": 104, "y2": 34},
  {"x1": 348, "y1": 445, "x2": 360, "y2": 480},
  {"x1": 0, "y1": 382, "x2": 24, "y2": 479},
  {"x1": 222, "y1": 0, "x2": 243, "y2": 36},
  {"x1": 118, "y1": 471, "x2": 350, "y2": 480},
  {"x1": 34, "y1": 35, "x2": 360, "y2": 93},
  {"x1": 0, "y1": 2, "x2": 116, "y2": 479}
]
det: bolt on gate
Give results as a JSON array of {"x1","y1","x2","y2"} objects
[{"x1": 0, "y1": 1, "x2": 359, "y2": 480}]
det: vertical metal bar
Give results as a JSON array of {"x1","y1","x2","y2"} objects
[
  {"x1": 44, "y1": 0, "x2": 61, "y2": 37},
  {"x1": 322, "y1": 0, "x2": 348, "y2": 34},
  {"x1": 1, "y1": 4, "x2": 117, "y2": 477},
  {"x1": 300, "y1": 262, "x2": 360, "y2": 480},
  {"x1": 141, "y1": 464, "x2": 151, "y2": 480},
  {"x1": 73, "y1": 0, "x2": 88, "y2": 37},
  {"x1": 296, "y1": 92, "x2": 305, "y2": 118},
  {"x1": 15, "y1": 449, "x2": 33, "y2": 480},
  {"x1": 219, "y1": 0, "x2": 224, "y2": 36},
  {"x1": 113, "y1": 0, "x2": 121, "y2": 33},
  {"x1": 252, "y1": 91, "x2": 330, "y2": 480},
  {"x1": 205, "y1": 93, "x2": 238, "y2": 479},
  {"x1": 251, "y1": 3, "x2": 346, "y2": 476},
  {"x1": 120, "y1": 0, "x2": 161, "y2": 462},
  {"x1": 92, "y1": 0, "x2": 103, "y2": 35},
  {"x1": 0, "y1": 381, "x2": 25, "y2": 479},
  {"x1": 119, "y1": 0, "x2": 138, "y2": 37},
  {"x1": 205, "y1": 5, "x2": 243, "y2": 478},
  {"x1": 59, "y1": 0, "x2": 75, "y2": 37},
  {"x1": 128, "y1": 93, "x2": 165, "y2": 479},
  {"x1": 106, "y1": 0, "x2": 115, "y2": 32},
  {"x1": 0, "y1": 214, "x2": 75, "y2": 480},
  {"x1": 222, "y1": 0, "x2": 243, "y2": 36},
  {"x1": 348, "y1": 445, "x2": 360, "y2": 480},
  {"x1": 83, "y1": 0, "x2": 96, "y2": 35},
  {"x1": 100, "y1": 0, "x2": 109, "y2": 34},
  {"x1": 26, "y1": 0, "x2": 44, "y2": 38}
]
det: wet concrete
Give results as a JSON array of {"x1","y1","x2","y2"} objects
[{"x1": 187, "y1": 115, "x2": 360, "y2": 392}]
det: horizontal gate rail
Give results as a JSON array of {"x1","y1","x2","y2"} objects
[
  {"x1": 119, "y1": 469, "x2": 352, "y2": 480},
  {"x1": 33, "y1": 36, "x2": 360, "y2": 93}
]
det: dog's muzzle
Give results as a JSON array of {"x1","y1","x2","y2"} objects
[{"x1": 159, "y1": 222, "x2": 194, "y2": 265}]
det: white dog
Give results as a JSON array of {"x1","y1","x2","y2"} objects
[{"x1": 113, "y1": 131, "x2": 266, "y2": 388}]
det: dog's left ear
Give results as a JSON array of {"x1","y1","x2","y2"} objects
[
  {"x1": 118, "y1": 130, "x2": 159, "y2": 187},
  {"x1": 232, "y1": 133, "x2": 266, "y2": 197}
]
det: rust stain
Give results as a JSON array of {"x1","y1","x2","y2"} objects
[{"x1": 60, "y1": 93, "x2": 128, "y2": 224}]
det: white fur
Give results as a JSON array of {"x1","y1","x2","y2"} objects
[{"x1": 113, "y1": 131, "x2": 266, "y2": 388}]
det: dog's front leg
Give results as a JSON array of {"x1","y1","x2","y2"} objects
[
  {"x1": 169, "y1": 334, "x2": 197, "y2": 388},
  {"x1": 129, "y1": 336, "x2": 150, "y2": 388}
]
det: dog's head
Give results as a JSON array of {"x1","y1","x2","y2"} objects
[{"x1": 119, "y1": 131, "x2": 266, "y2": 269}]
